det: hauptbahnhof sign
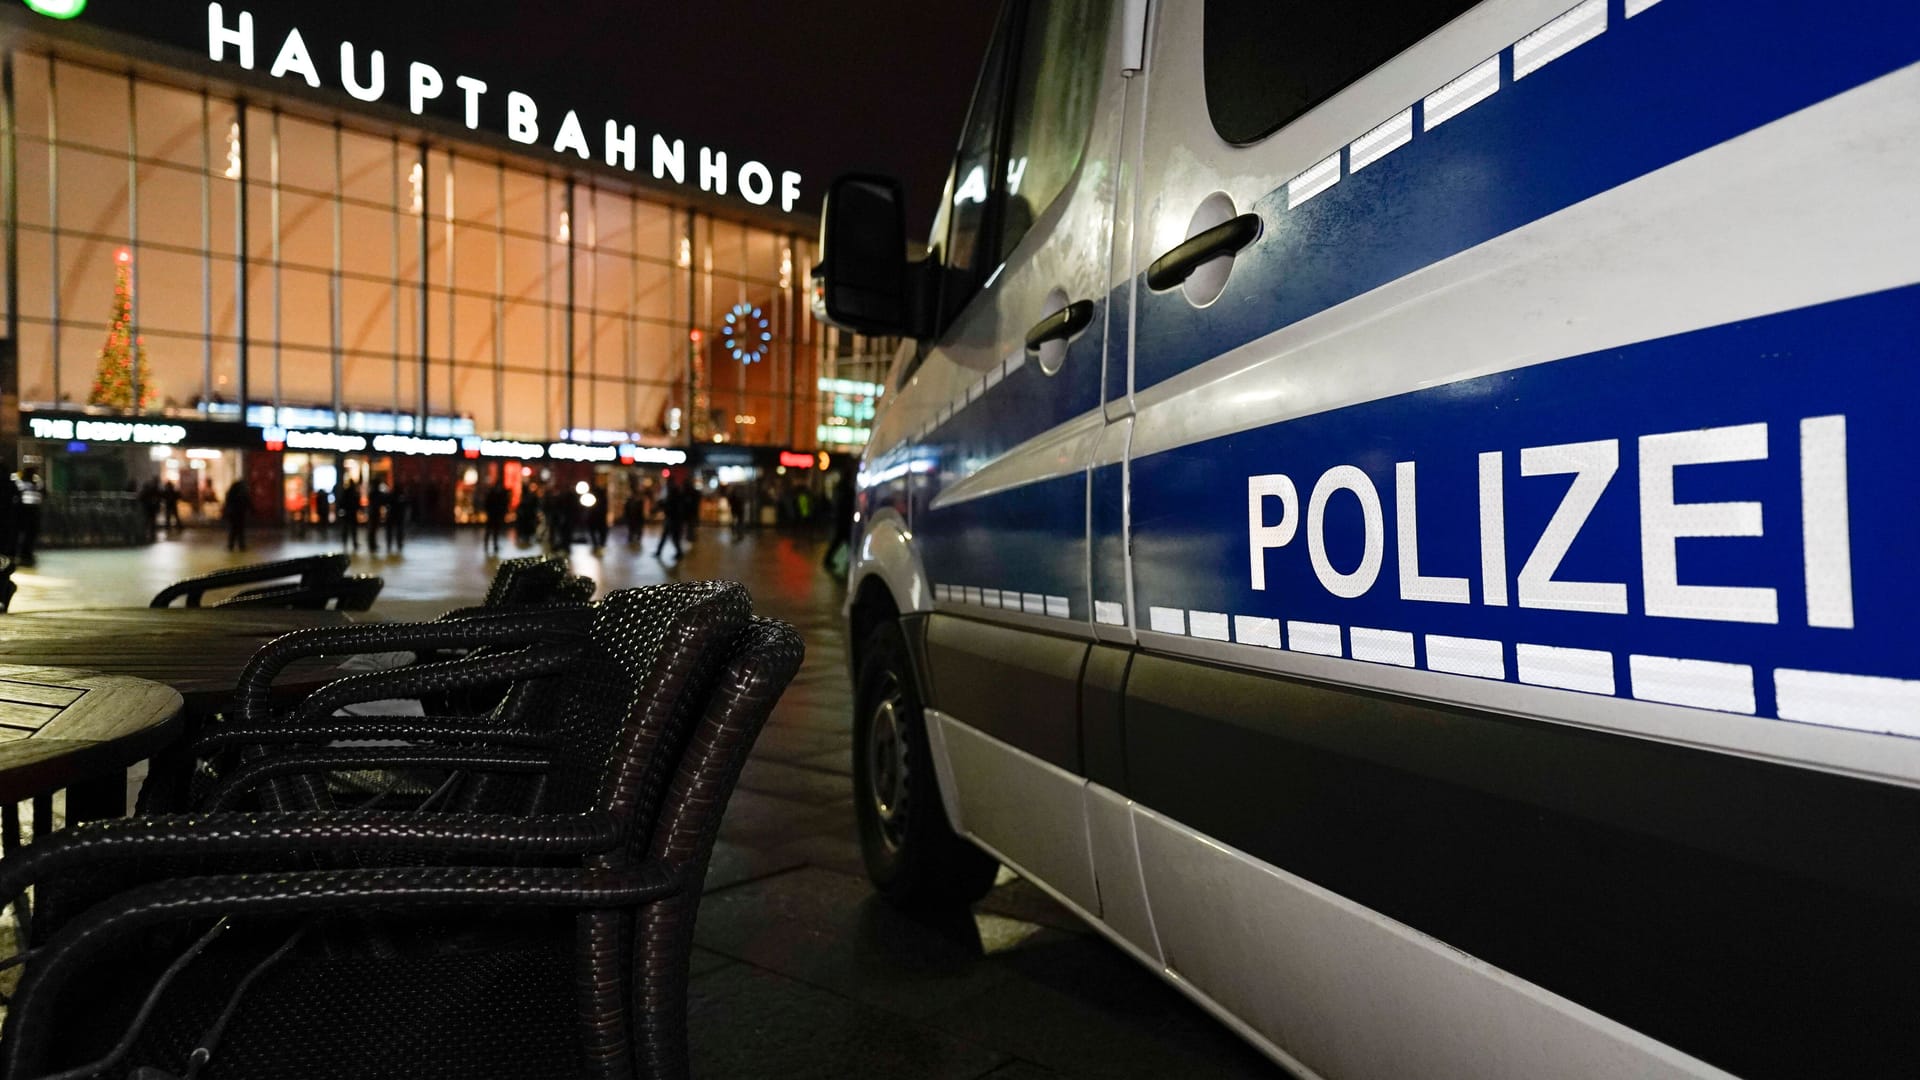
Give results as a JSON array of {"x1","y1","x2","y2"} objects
[{"x1": 15, "y1": 1, "x2": 806, "y2": 214}]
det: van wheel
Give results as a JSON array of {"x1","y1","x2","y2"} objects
[{"x1": 854, "y1": 620, "x2": 999, "y2": 908}]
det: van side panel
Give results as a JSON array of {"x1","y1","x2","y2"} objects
[{"x1": 1124, "y1": 650, "x2": 1920, "y2": 1077}]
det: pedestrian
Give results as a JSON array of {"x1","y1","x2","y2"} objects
[
  {"x1": 365, "y1": 478, "x2": 386, "y2": 554},
  {"x1": 545, "y1": 485, "x2": 574, "y2": 550},
  {"x1": 725, "y1": 484, "x2": 746, "y2": 541},
  {"x1": 823, "y1": 471, "x2": 856, "y2": 571},
  {"x1": 515, "y1": 481, "x2": 540, "y2": 546},
  {"x1": 161, "y1": 479, "x2": 182, "y2": 530},
  {"x1": 337, "y1": 477, "x2": 361, "y2": 551},
  {"x1": 385, "y1": 482, "x2": 408, "y2": 552},
  {"x1": 222, "y1": 476, "x2": 252, "y2": 551},
  {"x1": 623, "y1": 488, "x2": 645, "y2": 547},
  {"x1": 586, "y1": 482, "x2": 611, "y2": 549},
  {"x1": 15, "y1": 467, "x2": 43, "y2": 567},
  {"x1": 483, "y1": 483, "x2": 509, "y2": 554},
  {"x1": 138, "y1": 477, "x2": 162, "y2": 542},
  {"x1": 653, "y1": 478, "x2": 685, "y2": 560}
]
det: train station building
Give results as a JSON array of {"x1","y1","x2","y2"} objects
[{"x1": 0, "y1": 2, "x2": 892, "y2": 523}]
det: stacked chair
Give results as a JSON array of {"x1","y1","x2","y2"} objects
[
  {"x1": 151, "y1": 554, "x2": 384, "y2": 612},
  {"x1": 0, "y1": 578, "x2": 802, "y2": 1080}
]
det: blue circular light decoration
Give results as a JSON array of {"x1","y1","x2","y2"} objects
[{"x1": 722, "y1": 302, "x2": 771, "y2": 365}]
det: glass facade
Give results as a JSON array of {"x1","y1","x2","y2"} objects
[{"x1": 3, "y1": 47, "x2": 855, "y2": 450}]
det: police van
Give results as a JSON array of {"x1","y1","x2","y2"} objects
[{"x1": 813, "y1": 1, "x2": 1919, "y2": 1075}]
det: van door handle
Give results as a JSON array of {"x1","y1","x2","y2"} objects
[
  {"x1": 1145, "y1": 213, "x2": 1263, "y2": 292},
  {"x1": 1025, "y1": 299, "x2": 1095, "y2": 351}
]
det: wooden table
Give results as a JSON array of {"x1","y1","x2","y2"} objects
[
  {"x1": 0, "y1": 664, "x2": 182, "y2": 820},
  {"x1": 0, "y1": 607, "x2": 365, "y2": 715}
]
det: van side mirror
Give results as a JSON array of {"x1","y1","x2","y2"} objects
[{"x1": 817, "y1": 174, "x2": 916, "y2": 337}]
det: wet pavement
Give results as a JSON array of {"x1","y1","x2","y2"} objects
[{"x1": 8, "y1": 523, "x2": 1282, "y2": 1078}]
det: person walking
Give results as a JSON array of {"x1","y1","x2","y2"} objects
[
  {"x1": 161, "y1": 479, "x2": 182, "y2": 530},
  {"x1": 515, "y1": 481, "x2": 540, "y2": 546},
  {"x1": 622, "y1": 487, "x2": 645, "y2": 548},
  {"x1": 336, "y1": 477, "x2": 362, "y2": 552},
  {"x1": 586, "y1": 482, "x2": 611, "y2": 550},
  {"x1": 385, "y1": 482, "x2": 408, "y2": 553},
  {"x1": 138, "y1": 477, "x2": 162, "y2": 542},
  {"x1": 725, "y1": 485, "x2": 746, "y2": 542},
  {"x1": 823, "y1": 471, "x2": 856, "y2": 571},
  {"x1": 222, "y1": 476, "x2": 252, "y2": 551},
  {"x1": 653, "y1": 478, "x2": 685, "y2": 560},
  {"x1": 482, "y1": 483, "x2": 509, "y2": 555},
  {"x1": 15, "y1": 467, "x2": 43, "y2": 567},
  {"x1": 365, "y1": 478, "x2": 386, "y2": 554}
]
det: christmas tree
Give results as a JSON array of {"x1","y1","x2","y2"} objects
[{"x1": 87, "y1": 248, "x2": 155, "y2": 410}]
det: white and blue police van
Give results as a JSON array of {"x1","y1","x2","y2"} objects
[{"x1": 813, "y1": 0, "x2": 1919, "y2": 1075}]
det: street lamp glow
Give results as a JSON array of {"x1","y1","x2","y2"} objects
[{"x1": 23, "y1": 0, "x2": 87, "y2": 19}]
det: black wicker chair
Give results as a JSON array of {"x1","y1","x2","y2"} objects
[
  {"x1": 479, "y1": 554, "x2": 597, "y2": 609},
  {"x1": 150, "y1": 555, "x2": 354, "y2": 609},
  {"x1": 0, "y1": 583, "x2": 800, "y2": 1080},
  {"x1": 0, "y1": 554, "x2": 16, "y2": 613}
]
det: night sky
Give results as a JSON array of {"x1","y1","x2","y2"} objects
[{"x1": 80, "y1": 0, "x2": 1001, "y2": 231}]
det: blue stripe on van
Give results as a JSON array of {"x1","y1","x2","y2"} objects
[
  {"x1": 1134, "y1": 0, "x2": 1920, "y2": 390},
  {"x1": 1131, "y1": 285, "x2": 1920, "y2": 728}
]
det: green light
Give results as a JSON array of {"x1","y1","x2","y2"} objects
[{"x1": 23, "y1": 0, "x2": 87, "y2": 18}]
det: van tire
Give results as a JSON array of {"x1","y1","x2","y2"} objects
[{"x1": 853, "y1": 620, "x2": 1000, "y2": 908}]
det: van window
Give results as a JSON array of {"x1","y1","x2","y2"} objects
[
  {"x1": 1204, "y1": 0, "x2": 1480, "y2": 146},
  {"x1": 940, "y1": 6, "x2": 1015, "y2": 318},
  {"x1": 940, "y1": 0, "x2": 1111, "y2": 326},
  {"x1": 998, "y1": 0, "x2": 1112, "y2": 258}
]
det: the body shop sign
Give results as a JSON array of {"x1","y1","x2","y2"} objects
[{"x1": 192, "y1": 4, "x2": 802, "y2": 213}]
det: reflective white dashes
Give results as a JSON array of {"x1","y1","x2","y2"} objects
[
  {"x1": 1286, "y1": 152, "x2": 1341, "y2": 209},
  {"x1": 1515, "y1": 643, "x2": 1615, "y2": 695},
  {"x1": 1350, "y1": 627, "x2": 1416, "y2": 668},
  {"x1": 935, "y1": 582, "x2": 1076, "y2": 623},
  {"x1": 1422, "y1": 55, "x2": 1500, "y2": 131},
  {"x1": 1775, "y1": 670, "x2": 1920, "y2": 738},
  {"x1": 1628, "y1": 655, "x2": 1755, "y2": 714},
  {"x1": 1234, "y1": 615, "x2": 1283, "y2": 649},
  {"x1": 1149, "y1": 606, "x2": 1186, "y2": 634},
  {"x1": 1513, "y1": 0, "x2": 1607, "y2": 81},
  {"x1": 1349, "y1": 109, "x2": 1413, "y2": 174},
  {"x1": 1426, "y1": 635, "x2": 1506, "y2": 679},
  {"x1": 1189, "y1": 610, "x2": 1231, "y2": 642},
  {"x1": 1094, "y1": 600, "x2": 1125, "y2": 626},
  {"x1": 1287, "y1": 621, "x2": 1343, "y2": 657}
]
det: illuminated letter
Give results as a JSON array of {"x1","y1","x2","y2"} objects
[
  {"x1": 781, "y1": 170, "x2": 802, "y2": 213},
  {"x1": 738, "y1": 160, "x2": 773, "y2": 206},
  {"x1": 1395, "y1": 460, "x2": 1470, "y2": 603},
  {"x1": 1520, "y1": 439, "x2": 1628, "y2": 614},
  {"x1": 507, "y1": 91, "x2": 539, "y2": 145},
  {"x1": 652, "y1": 136, "x2": 684, "y2": 184},
  {"x1": 339, "y1": 42, "x2": 384, "y2": 102},
  {"x1": 1479, "y1": 450, "x2": 1508, "y2": 606},
  {"x1": 604, "y1": 122, "x2": 637, "y2": 171},
  {"x1": 1640, "y1": 423, "x2": 1777, "y2": 623},
  {"x1": 1801, "y1": 415, "x2": 1853, "y2": 629},
  {"x1": 454, "y1": 76, "x2": 487, "y2": 129},
  {"x1": 207, "y1": 3, "x2": 254, "y2": 69},
  {"x1": 1307, "y1": 465, "x2": 1384, "y2": 599},
  {"x1": 1248, "y1": 474, "x2": 1299, "y2": 591},
  {"x1": 408, "y1": 61, "x2": 443, "y2": 115},
  {"x1": 699, "y1": 147, "x2": 728, "y2": 196},
  {"x1": 269, "y1": 28, "x2": 321, "y2": 88},
  {"x1": 552, "y1": 110, "x2": 590, "y2": 159}
]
